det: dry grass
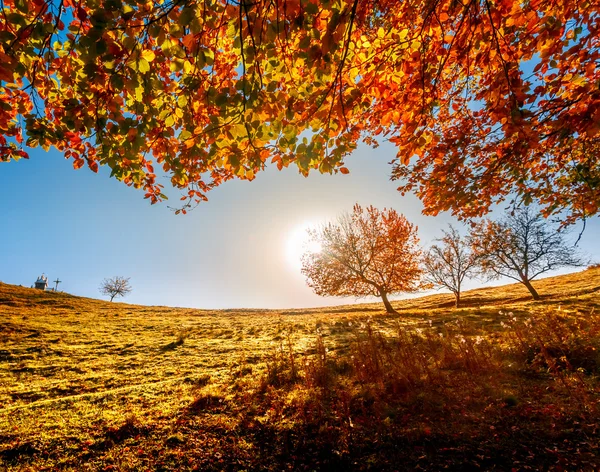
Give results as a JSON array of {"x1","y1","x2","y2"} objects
[{"x1": 0, "y1": 269, "x2": 599, "y2": 470}]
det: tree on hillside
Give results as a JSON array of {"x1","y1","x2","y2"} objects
[
  {"x1": 469, "y1": 207, "x2": 585, "y2": 300},
  {"x1": 100, "y1": 276, "x2": 132, "y2": 302},
  {"x1": 423, "y1": 226, "x2": 478, "y2": 308},
  {"x1": 1, "y1": 0, "x2": 598, "y2": 222},
  {"x1": 301, "y1": 204, "x2": 424, "y2": 314}
]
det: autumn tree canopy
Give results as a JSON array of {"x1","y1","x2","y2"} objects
[
  {"x1": 301, "y1": 204, "x2": 423, "y2": 314},
  {"x1": 470, "y1": 207, "x2": 585, "y2": 300},
  {"x1": 1, "y1": 0, "x2": 598, "y2": 219},
  {"x1": 423, "y1": 225, "x2": 478, "y2": 308}
]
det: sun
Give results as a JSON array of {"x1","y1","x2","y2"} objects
[{"x1": 285, "y1": 222, "x2": 322, "y2": 271}]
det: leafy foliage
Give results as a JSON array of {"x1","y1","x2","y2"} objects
[
  {"x1": 99, "y1": 276, "x2": 132, "y2": 302},
  {"x1": 301, "y1": 204, "x2": 423, "y2": 313},
  {"x1": 470, "y1": 207, "x2": 585, "y2": 300},
  {"x1": 0, "y1": 0, "x2": 598, "y2": 219},
  {"x1": 423, "y1": 225, "x2": 478, "y2": 307}
]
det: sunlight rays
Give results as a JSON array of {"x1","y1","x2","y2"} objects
[{"x1": 285, "y1": 222, "x2": 322, "y2": 271}]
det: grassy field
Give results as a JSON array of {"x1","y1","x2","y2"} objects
[{"x1": 1, "y1": 268, "x2": 599, "y2": 471}]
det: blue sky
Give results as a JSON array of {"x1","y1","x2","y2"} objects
[{"x1": 1, "y1": 143, "x2": 598, "y2": 309}]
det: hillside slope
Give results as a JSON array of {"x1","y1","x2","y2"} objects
[
  {"x1": 1, "y1": 268, "x2": 599, "y2": 471},
  {"x1": 2, "y1": 267, "x2": 598, "y2": 315}
]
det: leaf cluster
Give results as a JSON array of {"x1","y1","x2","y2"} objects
[{"x1": 0, "y1": 0, "x2": 598, "y2": 221}]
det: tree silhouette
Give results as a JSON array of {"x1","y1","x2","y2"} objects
[
  {"x1": 423, "y1": 226, "x2": 478, "y2": 308},
  {"x1": 100, "y1": 277, "x2": 132, "y2": 302},
  {"x1": 470, "y1": 207, "x2": 585, "y2": 300}
]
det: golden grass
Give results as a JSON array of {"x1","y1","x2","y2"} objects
[{"x1": 0, "y1": 268, "x2": 599, "y2": 470}]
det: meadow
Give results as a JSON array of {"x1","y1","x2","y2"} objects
[{"x1": 1, "y1": 268, "x2": 599, "y2": 471}]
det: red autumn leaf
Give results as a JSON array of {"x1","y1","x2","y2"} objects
[{"x1": 0, "y1": 0, "x2": 596, "y2": 223}]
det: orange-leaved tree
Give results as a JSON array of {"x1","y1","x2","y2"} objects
[
  {"x1": 301, "y1": 204, "x2": 424, "y2": 314},
  {"x1": 0, "y1": 0, "x2": 598, "y2": 220}
]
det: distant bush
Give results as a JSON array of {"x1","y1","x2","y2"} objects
[{"x1": 160, "y1": 327, "x2": 192, "y2": 352}]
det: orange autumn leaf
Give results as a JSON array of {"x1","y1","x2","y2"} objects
[{"x1": 0, "y1": 0, "x2": 597, "y2": 223}]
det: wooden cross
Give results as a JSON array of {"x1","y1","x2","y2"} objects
[{"x1": 53, "y1": 278, "x2": 62, "y2": 291}]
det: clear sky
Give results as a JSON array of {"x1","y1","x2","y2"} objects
[{"x1": 1, "y1": 143, "x2": 598, "y2": 309}]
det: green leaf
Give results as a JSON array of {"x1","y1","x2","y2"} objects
[
  {"x1": 305, "y1": 2, "x2": 318, "y2": 15},
  {"x1": 110, "y1": 74, "x2": 124, "y2": 90},
  {"x1": 283, "y1": 125, "x2": 296, "y2": 141},
  {"x1": 179, "y1": 7, "x2": 194, "y2": 26},
  {"x1": 215, "y1": 93, "x2": 228, "y2": 107},
  {"x1": 15, "y1": 0, "x2": 29, "y2": 13},
  {"x1": 299, "y1": 36, "x2": 311, "y2": 50},
  {"x1": 95, "y1": 39, "x2": 107, "y2": 55},
  {"x1": 179, "y1": 129, "x2": 192, "y2": 140},
  {"x1": 26, "y1": 137, "x2": 39, "y2": 148}
]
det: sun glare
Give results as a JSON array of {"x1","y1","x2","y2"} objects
[{"x1": 285, "y1": 222, "x2": 322, "y2": 270}]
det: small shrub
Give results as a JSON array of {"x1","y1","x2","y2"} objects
[
  {"x1": 161, "y1": 327, "x2": 192, "y2": 351},
  {"x1": 105, "y1": 414, "x2": 143, "y2": 442},
  {"x1": 261, "y1": 330, "x2": 300, "y2": 389},
  {"x1": 183, "y1": 374, "x2": 211, "y2": 387},
  {"x1": 185, "y1": 393, "x2": 225, "y2": 414},
  {"x1": 166, "y1": 433, "x2": 185, "y2": 446}
]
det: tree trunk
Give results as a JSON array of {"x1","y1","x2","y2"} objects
[
  {"x1": 454, "y1": 291, "x2": 461, "y2": 308},
  {"x1": 522, "y1": 279, "x2": 540, "y2": 300},
  {"x1": 110, "y1": 294, "x2": 115, "y2": 302},
  {"x1": 379, "y1": 290, "x2": 398, "y2": 314}
]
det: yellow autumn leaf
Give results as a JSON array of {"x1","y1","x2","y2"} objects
[
  {"x1": 161, "y1": 38, "x2": 173, "y2": 54},
  {"x1": 183, "y1": 60, "x2": 194, "y2": 74},
  {"x1": 141, "y1": 50, "x2": 156, "y2": 62},
  {"x1": 135, "y1": 86, "x2": 144, "y2": 102},
  {"x1": 230, "y1": 124, "x2": 247, "y2": 138},
  {"x1": 571, "y1": 75, "x2": 586, "y2": 87},
  {"x1": 138, "y1": 58, "x2": 150, "y2": 73}
]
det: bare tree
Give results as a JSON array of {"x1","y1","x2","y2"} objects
[
  {"x1": 301, "y1": 204, "x2": 424, "y2": 314},
  {"x1": 100, "y1": 276, "x2": 132, "y2": 302},
  {"x1": 470, "y1": 207, "x2": 585, "y2": 300},
  {"x1": 423, "y1": 226, "x2": 478, "y2": 308}
]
